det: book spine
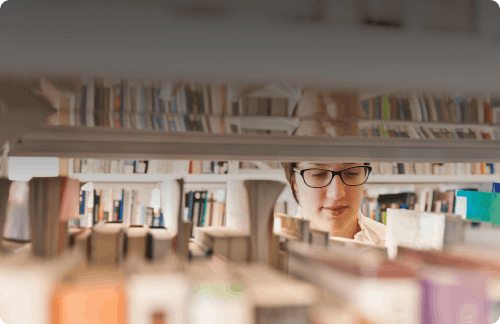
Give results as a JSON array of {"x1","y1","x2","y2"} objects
[{"x1": 382, "y1": 97, "x2": 390, "y2": 120}]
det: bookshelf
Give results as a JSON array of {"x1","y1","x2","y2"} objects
[
  {"x1": 70, "y1": 172, "x2": 287, "y2": 183},
  {"x1": 68, "y1": 170, "x2": 500, "y2": 184},
  {"x1": 3, "y1": 2, "x2": 500, "y2": 322},
  {"x1": 10, "y1": 125, "x2": 500, "y2": 162},
  {"x1": 1, "y1": 0, "x2": 500, "y2": 94}
]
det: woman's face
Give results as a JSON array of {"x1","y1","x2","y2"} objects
[{"x1": 293, "y1": 162, "x2": 366, "y2": 230}]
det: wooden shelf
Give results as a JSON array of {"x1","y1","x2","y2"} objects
[
  {"x1": 367, "y1": 174, "x2": 500, "y2": 184},
  {"x1": 1, "y1": 1, "x2": 500, "y2": 94},
  {"x1": 10, "y1": 126, "x2": 500, "y2": 163},
  {"x1": 70, "y1": 172, "x2": 287, "y2": 183},
  {"x1": 71, "y1": 172, "x2": 500, "y2": 184}
]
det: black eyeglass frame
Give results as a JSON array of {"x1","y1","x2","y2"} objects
[{"x1": 293, "y1": 165, "x2": 372, "y2": 188}]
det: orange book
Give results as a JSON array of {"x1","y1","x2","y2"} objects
[
  {"x1": 51, "y1": 267, "x2": 126, "y2": 324},
  {"x1": 390, "y1": 97, "x2": 398, "y2": 120},
  {"x1": 485, "y1": 101, "x2": 492, "y2": 124}
]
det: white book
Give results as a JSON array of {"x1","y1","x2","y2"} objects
[
  {"x1": 386, "y1": 208, "x2": 464, "y2": 252},
  {"x1": 110, "y1": 160, "x2": 119, "y2": 173},
  {"x1": 209, "y1": 116, "x2": 221, "y2": 133},
  {"x1": 147, "y1": 160, "x2": 159, "y2": 174},
  {"x1": 85, "y1": 111, "x2": 95, "y2": 127},
  {"x1": 477, "y1": 97, "x2": 485, "y2": 124},
  {"x1": 118, "y1": 159, "x2": 125, "y2": 173},
  {"x1": 69, "y1": 94, "x2": 76, "y2": 126},
  {"x1": 122, "y1": 190, "x2": 132, "y2": 226},
  {"x1": 86, "y1": 78, "x2": 95, "y2": 115}
]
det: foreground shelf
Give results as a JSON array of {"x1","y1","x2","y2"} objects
[{"x1": 10, "y1": 126, "x2": 500, "y2": 163}]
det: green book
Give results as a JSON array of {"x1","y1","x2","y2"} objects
[
  {"x1": 382, "y1": 97, "x2": 390, "y2": 120},
  {"x1": 456, "y1": 190, "x2": 500, "y2": 225},
  {"x1": 382, "y1": 211, "x2": 387, "y2": 225},
  {"x1": 200, "y1": 191, "x2": 208, "y2": 227}
]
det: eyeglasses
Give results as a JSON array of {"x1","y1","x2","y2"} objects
[{"x1": 293, "y1": 166, "x2": 372, "y2": 188}]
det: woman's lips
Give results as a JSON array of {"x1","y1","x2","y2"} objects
[{"x1": 322, "y1": 206, "x2": 349, "y2": 216}]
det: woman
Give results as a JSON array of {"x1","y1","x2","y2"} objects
[
  {"x1": 281, "y1": 161, "x2": 385, "y2": 246},
  {"x1": 280, "y1": 88, "x2": 385, "y2": 246}
]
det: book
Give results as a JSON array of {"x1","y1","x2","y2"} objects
[
  {"x1": 146, "y1": 227, "x2": 175, "y2": 261},
  {"x1": 386, "y1": 208, "x2": 465, "y2": 252},
  {"x1": 2, "y1": 180, "x2": 30, "y2": 242},
  {"x1": 91, "y1": 222, "x2": 125, "y2": 266},
  {"x1": 196, "y1": 227, "x2": 250, "y2": 262},
  {"x1": 0, "y1": 179, "x2": 11, "y2": 247},
  {"x1": 455, "y1": 190, "x2": 500, "y2": 225},
  {"x1": 29, "y1": 177, "x2": 80, "y2": 258},
  {"x1": 125, "y1": 225, "x2": 148, "y2": 261}
]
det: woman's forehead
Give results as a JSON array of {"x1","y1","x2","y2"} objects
[{"x1": 296, "y1": 162, "x2": 364, "y2": 169}]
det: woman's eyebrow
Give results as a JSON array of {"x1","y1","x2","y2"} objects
[{"x1": 306, "y1": 163, "x2": 357, "y2": 168}]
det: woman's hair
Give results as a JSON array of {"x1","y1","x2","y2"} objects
[{"x1": 281, "y1": 162, "x2": 371, "y2": 205}]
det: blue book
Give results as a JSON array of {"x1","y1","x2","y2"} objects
[
  {"x1": 118, "y1": 82, "x2": 124, "y2": 126},
  {"x1": 360, "y1": 100, "x2": 369, "y2": 119},
  {"x1": 119, "y1": 189, "x2": 124, "y2": 222},
  {"x1": 168, "y1": 120, "x2": 177, "y2": 131},
  {"x1": 187, "y1": 192, "x2": 195, "y2": 221},
  {"x1": 180, "y1": 88, "x2": 188, "y2": 115},
  {"x1": 373, "y1": 97, "x2": 381, "y2": 120},
  {"x1": 153, "y1": 88, "x2": 161, "y2": 113},
  {"x1": 159, "y1": 213, "x2": 164, "y2": 227},
  {"x1": 79, "y1": 190, "x2": 86, "y2": 215},
  {"x1": 170, "y1": 98, "x2": 177, "y2": 114},
  {"x1": 492, "y1": 183, "x2": 500, "y2": 193},
  {"x1": 200, "y1": 89, "x2": 206, "y2": 114},
  {"x1": 397, "y1": 99, "x2": 405, "y2": 121}
]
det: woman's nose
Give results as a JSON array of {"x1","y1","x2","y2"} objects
[{"x1": 326, "y1": 174, "x2": 346, "y2": 199}]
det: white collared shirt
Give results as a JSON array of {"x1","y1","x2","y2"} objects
[{"x1": 353, "y1": 212, "x2": 386, "y2": 247}]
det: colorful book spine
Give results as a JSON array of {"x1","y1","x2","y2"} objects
[{"x1": 382, "y1": 97, "x2": 390, "y2": 120}]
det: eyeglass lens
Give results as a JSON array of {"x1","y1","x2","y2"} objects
[{"x1": 302, "y1": 166, "x2": 369, "y2": 187}]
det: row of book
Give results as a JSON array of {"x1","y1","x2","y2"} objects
[
  {"x1": 184, "y1": 190, "x2": 226, "y2": 237},
  {"x1": 362, "y1": 182, "x2": 500, "y2": 226},
  {"x1": 360, "y1": 94, "x2": 500, "y2": 124},
  {"x1": 273, "y1": 210, "x2": 500, "y2": 323},
  {"x1": 72, "y1": 188, "x2": 151, "y2": 228},
  {"x1": 4, "y1": 208, "x2": 500, "y2": 324},
  {"x1": 66, "y1": 79, "x2": 290, "y2": 126},
  {"x1": 72, "y1": 159, "x2": 230, "y2": 175},
  {"x1": 370, "y1": 162, "x2": 500, "y2": 176},
  {"x1": 361, "y1": 188, "x2": 456, "y2": 225},
  {"x1": 359, "y1": 123, "x2": 497, "y2": 140}
]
